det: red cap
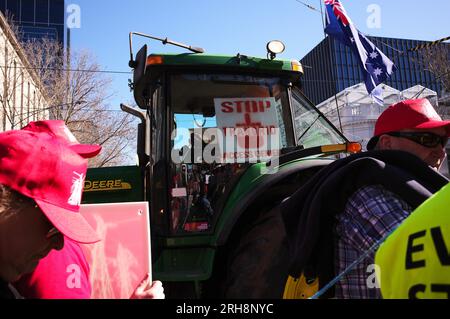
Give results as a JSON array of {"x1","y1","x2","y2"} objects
[
  {"x1": 367, "y1": 99, "x2": 450, "y2": 150},
  {"x1": 22, "y1": 120, "x2": 102, "y2": 159},
  {"x1": 0, "y1": 130, "x2": 100, "y2": 244}
]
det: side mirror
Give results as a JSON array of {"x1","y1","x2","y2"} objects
[{"x1": 132, "y1": 45, "x2": 148, "y2": 86}]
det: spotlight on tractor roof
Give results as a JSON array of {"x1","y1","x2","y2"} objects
[{"x1": 266, "y1": 40, "x2": 285, "y2": 60}]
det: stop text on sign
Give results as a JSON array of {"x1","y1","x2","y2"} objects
[{"x1": 214, "y1": 97, "x2": 280, "y2": 160}]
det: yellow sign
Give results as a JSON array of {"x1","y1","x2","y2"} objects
[
  {"x1": 375, "y1": 183, "x2": 450, "y2": 299},
  {"x1": 84, "y1": 179, "x2": 132, "y2": 192}
]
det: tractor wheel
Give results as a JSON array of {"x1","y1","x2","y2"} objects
[{"x1": 220, "y1": 205, "x2": 291, "y2": 298}]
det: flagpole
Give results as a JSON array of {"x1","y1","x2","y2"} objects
[
  {"x1": 320, "y1": 0, "x2": 344, "y2": 133},
  {"x1": 318, "y1": 0, "x2": 326, "y2": 33}
]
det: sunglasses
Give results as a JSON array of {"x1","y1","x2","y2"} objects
[
  {"x1": 387, "y1": 132, "x2": 448, "y2": 148},
  {"x1": 46, "y1": 227, "x2": 61, "y2": 240},
  {"x1": 32, "y1": 203, "x2": 61, "y2": 241}
]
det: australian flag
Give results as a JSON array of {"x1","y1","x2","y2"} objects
[{"x1": 324, "y1": 0, "x2": 397, "y2": 105}]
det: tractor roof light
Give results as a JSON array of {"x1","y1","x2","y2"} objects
[
  {"x1": 146, "y1": 55, "x2": 164, "y2": 66},
  {"x1": 291, "y1": 60, "x2": 303, "y2": 73},
  {"x1": 267, "y1": 40, "x2": 285, "y2": 60}
]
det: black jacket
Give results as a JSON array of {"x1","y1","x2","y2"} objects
[
  {"x1": 281, "y1": 150, "x2": 449, "y2": 297},
  {"x1": 0, "y1": 280, "x2": 15, "y2": 299}
]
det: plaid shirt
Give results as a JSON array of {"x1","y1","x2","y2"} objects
[{"x1": 334, "y1": 185, "x2": 412, "y2": 299}]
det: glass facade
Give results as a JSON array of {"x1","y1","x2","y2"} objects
[
  {"x1": 301, "y1": 36, "x2": 448, "y2": 105},
  {"x1": 0, "y1": 0, "x2": 65, "y2": 45},
  {"x1": 300, "y1": 36, "x2": 338, "y2": 105}
]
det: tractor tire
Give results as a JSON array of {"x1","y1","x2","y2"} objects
[{"x1": 220, "y1": 205, "x2": 291, "y2": 299}]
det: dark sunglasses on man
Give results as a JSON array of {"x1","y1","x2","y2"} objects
[{"x1": 387, "y1": 131, "x2": 449, "y2": 148}]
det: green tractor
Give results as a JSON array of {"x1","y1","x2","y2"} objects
[{"x1": 82, "y1": 33, "x2": 361, "y2": 298}]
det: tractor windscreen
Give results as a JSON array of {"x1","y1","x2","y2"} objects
[{"x1": 168, "y1": 73, "x2": 345, "y2": 234}]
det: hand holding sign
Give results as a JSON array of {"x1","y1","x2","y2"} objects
[{"x1": 131, "y1": 274, "x2": 165, "y2": 299}]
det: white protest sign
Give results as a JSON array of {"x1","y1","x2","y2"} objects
[
  {"x1": 214, "y1": 97, "x2": 280, "y2": 162},
  {"x1": 79, "y1": 202, "x2": 151, "y2": 299}
]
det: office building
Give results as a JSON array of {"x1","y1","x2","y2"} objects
[
  {"x1": 0, "y1": 0, "x2": 65, "y2": 45},
  {"x1": 301, "y1": 36, "x2": 448, "y2": 105}
]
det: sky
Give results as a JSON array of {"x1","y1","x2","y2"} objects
[{"x1": 66, "y1": 0, "x2": 450, "y2": 109}]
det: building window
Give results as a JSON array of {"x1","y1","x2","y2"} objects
[
  {"x1": 425, "y1": 69, "x2": 431, "y2": 84},
  {"x1": 404, "y1": 69, "x2": 411, "y2": 83},
  {"x1": 33, "y1": 91, "x2": 36, "y2": 121},
  {"x1": 21, "y1": 0, "x2": 35, "y2": 23},
  {"x1": 6, "y1": 0, "x2": 21, "y2": 18},
  {"x1": 343, "y1": 79, "x2": 349, "y2": 89},
  {"x1": 27, "y1": 82, "x2": 31, "y2": 121},
  {"x1": 20, "y1": 73, "x2": 24, "y2": 127},
  {"x1": 358, "y1": 66, "x2": 363, "y2": 79},
  {"x1": 353, "y1": 65, "x2": 360, "y2": 81},
  {"x1": 346, "y1": 50, "x2": 352, "y2": 66},
  {"x1": 12, "y1": 60, "x2": 17, "y2": 128},
  {"x1": 412, "y1": 69, "x2": 419, "y2": 84},
  {"x1": 336, "y1": 51, "x2": 342, "y2": 64},
  {"x1": 337, "y1": 66, "x2": 343, "y2": 80},
  {"x1": 35, "y1": 0, "x2": 49, "y2": 24},
  {"x1": 417, "y1": 69, "x2": 424, "y2": 84},
  {"x1": 49, "y1": 0, "x2": 64, "y2": 24},
  {"x1": 21, "y1": 25, "x2": 58, "y2": 41},
  {"x1": 400, "y1": 56, "x2": 406, "y2": 70}
]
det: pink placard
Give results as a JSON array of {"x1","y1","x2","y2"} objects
[{"x1": 79, "y1": 202, "x2": 151, "y2": 299}]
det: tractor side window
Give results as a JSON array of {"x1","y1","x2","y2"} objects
[
  {"x1": 150, "y1": 83, "x2": 170, "y2": 237},
  {"x1": 292, "y1": 88, "x2": 346, "y2": 148},
  {"x1": 152, "y1": 84, "x2": 164, "y2": 163}
]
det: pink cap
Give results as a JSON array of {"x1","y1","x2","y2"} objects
[
  {"x1": 23, "y1": 120, "x2": 102, "y2": 159},
  {"x1": 0, "y1": 130, "x2": 100, "y2": 244}
]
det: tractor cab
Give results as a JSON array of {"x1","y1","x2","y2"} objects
[{"x1": 125, "y1": 35, "x2": 348, "y2": 239}]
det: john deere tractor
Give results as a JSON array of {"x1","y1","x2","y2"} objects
[{"x1": 82, "y1": 33, "x2": 360, "y2": 298}]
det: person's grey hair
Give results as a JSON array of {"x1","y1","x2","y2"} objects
[{"x1": 0, "y1": 184, "x2": 31, "y2": 222}]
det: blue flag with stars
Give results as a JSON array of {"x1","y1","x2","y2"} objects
[{"x1": 324, "y1": 0, "x2": 397, "y2": 105}]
